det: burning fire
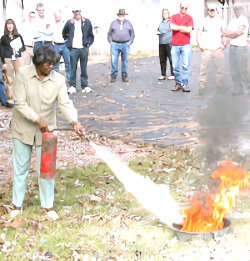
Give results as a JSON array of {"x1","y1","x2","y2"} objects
[{"x1": 182, "y1": 160, "x2": 250, "y2": 232}]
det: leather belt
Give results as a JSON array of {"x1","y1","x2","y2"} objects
[
  {"x1": 35, "y1": 41, "x2": 52, "y2": 44},
  {"x1": 112, "y1": 41, "x2": 128, "y2": 43},
  {"x1": 54, "y1": 42, "x2": 65, "y2": 45}
]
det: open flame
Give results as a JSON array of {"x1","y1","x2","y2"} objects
[{"x1": 182, "y1": 160, "x2": 250, "y2": 232}]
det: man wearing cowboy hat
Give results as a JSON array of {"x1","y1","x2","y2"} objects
[
  {"x1": 63, "y1": 5, "x2": 94, "y2": 94},
  {"x1": 107, "y1": 9, "x2": 135, "y2": 83}
]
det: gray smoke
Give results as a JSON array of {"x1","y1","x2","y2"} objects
[{"x1": 197, "y1": 60, "x2": 250, "y2": 171}]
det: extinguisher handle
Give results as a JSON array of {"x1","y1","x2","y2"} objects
[{"x1": 54, "y1": 128, "x2": 91, "y2": 143}]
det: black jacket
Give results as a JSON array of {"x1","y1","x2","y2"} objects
[
  {"x1": 0, "y1": 34, "x2": 25, "y2": 62},
  {"x1": 62, "y1": 17, "x2": 94, "y2": 50}
]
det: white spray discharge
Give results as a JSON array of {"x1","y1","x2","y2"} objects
[{"x1": 89, "y1": 140, "x2": 184, "y2": 227}]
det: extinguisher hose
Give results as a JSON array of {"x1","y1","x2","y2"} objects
[{"x1": 54, "y1": 128, "x2": 90, "y2": 142}]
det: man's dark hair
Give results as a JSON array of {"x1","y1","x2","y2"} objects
[{"x1": 33, "y1": 46, "x2": 59, "y2": 66}]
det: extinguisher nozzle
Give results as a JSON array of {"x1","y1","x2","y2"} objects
[{"x1": 84, "y1": 135, "x2": 91, "y2": 142}]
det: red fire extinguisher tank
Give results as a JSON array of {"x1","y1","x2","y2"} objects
[{"x1": 40, "y1": 131, "x2": 57, "y2": 180}]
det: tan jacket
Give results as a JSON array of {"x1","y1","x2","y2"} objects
[{"x1": 11, "y1": 64, "x2": 78, "y2": 146}]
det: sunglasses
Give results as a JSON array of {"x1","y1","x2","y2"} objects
[
  {"x1": 181, "y1": 6, "x2": 188, "y2": 10},
  {"x1": 209, "y1": 9, "x2": 215, "y2": 11}
]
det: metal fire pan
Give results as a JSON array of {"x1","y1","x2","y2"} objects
[{"x1": 170, "y1": 218, "x2": 231, "y2": 241}]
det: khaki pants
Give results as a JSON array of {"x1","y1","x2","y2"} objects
[
  {"x1": 199, "y1": 48, "x2": 224, "y2": 88},
  {"x1": 3, "y1": 57, "x2": 23, "y2": 99},
  {"x1": 21, "y1": 46, "x2": 34, "y2": 66}
]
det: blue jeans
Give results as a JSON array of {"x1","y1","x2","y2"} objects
[
  {"x1": 0, "y1": 68, "x2": 7, "y2": 105},
  {"x1": 54, "y1": 43, "x2": 71, "y2": 82},
  {"x1": 70, "y1": 47, "x2": 89, "y2": 89},
  {"x1": 33, "y1": 41, "x2": 53, "y2": 53},
  {"x1": 171, "y1": 44, "x2": 192, "y2": 87},
  {"x1": 110, "y1": 42, "x2": 130, "y2": 78}
]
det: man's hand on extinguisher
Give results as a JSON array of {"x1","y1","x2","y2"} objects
[
  {"x1": 36, "y1": 118, "x2": 49, "y2": 133},
  {"x1": 72, "y1": 121, "x2": 85, "y2": 137}
]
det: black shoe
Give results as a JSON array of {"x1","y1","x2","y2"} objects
[
  {"x1": 122, "y1": 77, "x2": 129, "y2": 82},
  {"x1": 5, "y1": 102, "x2": 14, "y2": 108},
  {"x1": 110, "y1": 77, "x2": 116, "y2": 83}
]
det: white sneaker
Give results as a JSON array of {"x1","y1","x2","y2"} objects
[
  {"x1": 158, "y1": 76, "x2": 166, "y2": 80},
  {"x1": 82, "y1": 87, "x2": 92, "y2": 93},
  {"x1": 67, "y1": 86, "x2": 77, "y2": 94},
  {"x1": 168, "y1": 75, "x2": 175, "y2": 80},
  {"x1": 9, "y1": 209, "x2": 22, "y2": 219},
  {"x1": 46, "y1": 210, "x2": 59, "y2": 221},
  {"x1": 3, "y1": 204, "x2": 22, "y2": 222}
]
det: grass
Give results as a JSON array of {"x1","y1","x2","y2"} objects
[{"x1": 0, "y1": 146, "x2": 249, "y2": 260}]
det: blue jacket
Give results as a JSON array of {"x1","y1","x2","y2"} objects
[{"x1": 62, "y1": 17, "x2": 94, "y2": 49}]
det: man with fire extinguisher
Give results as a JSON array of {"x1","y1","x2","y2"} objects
[{"x1": 7, "y1": 46, "x2": 84, "y2": 221}]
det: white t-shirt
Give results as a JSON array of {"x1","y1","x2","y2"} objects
[
  {"x1": 227, "y1": 15, "x2": 249, "y2": 47},
  {"x1": 52, "y1": 21, "x2": 66, "y2": 43},
  {"x1": 198, "y1": 16, "x2": 226, "y2": 51},
  {"x1": 20, "y1": 21, "x2": 35, "y2": 46},
  {"x1": 72, "y1": 19, "x2": 83, "y2": 48}
]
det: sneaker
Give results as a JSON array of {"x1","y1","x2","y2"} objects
[
  {"x1": 5, "y1": 102, "x2": 14, "y2": 108},
  {"x1": 171, "y1": 83, "x2": 182, "y2": 91},
  {"x1": 182, "y1": 87, "x2": 191, "y2": 92},
  {"x1": 167, "y1": 75, "x2": 175, "y2": 80},
  {"x1": 110, "y1": 77, "x2": 116, "y2": 83},
  {"x1": 67, "y1": 86, "x2": 77, "y2": 94},
  {"x1": 158, "y1": 76, "x2": 166, "y2": 80},
  {"x1": 4, "y1": 204, "x2": 22, "y2": 221},
  {"x1": 45, "y1": 210, "x2": 59, "y2": 221},
  {"x1": 82, "y1": 87, "x2": 92, "y2": 93},
  {"x1": 9, "y1": 209, "x2": 22, "y2": 219}
]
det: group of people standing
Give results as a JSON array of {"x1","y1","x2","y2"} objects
[
  {"x1": 197, "y1": 1, "x2": 249, "y2": 95},
  {"x1": 0, "y1": 2, "x2": 96, "y2": 110},
  {"x1": 157, "y1": 1, "x2": 197, "y2": 93},
  {"x1": 1, "y1": 0, "x2": 249, "y2": 221},
  {"x1": 157, "y1": 1, "x2": 249, "y2": 95}
]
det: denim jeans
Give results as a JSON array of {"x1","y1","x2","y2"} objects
[
  {"x1": 54, "y1": 43, "x2": 71, "y2": 82},
  {"x1": 0, "y1": 68, "x2": 7, "y2": 105},
  {"x1": 70, "y1": 47, "x2": 89, "y2": 89},
  {"x1": 33, "y1": 41, "x2": 53, "y2": 53},
  {"x1": 110, "y1": 42, "x2": 130, "y2": 78},
  {"x1": 171, "y1": 44, "x2": 192, "y2": 87}
]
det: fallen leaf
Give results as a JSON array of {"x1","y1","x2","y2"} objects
[
  {"x1": 103, "y1": 97, "x2": 116, "y2": 103},
  {"x1": 9, "y1": 218, "x2": 25, "y2": 229}
]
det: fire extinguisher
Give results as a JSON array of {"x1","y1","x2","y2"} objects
[{"x1": 40, "y1": 131, "x2": 57, "y2": 180}]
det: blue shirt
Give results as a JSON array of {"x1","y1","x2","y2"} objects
[{"x1": 158, "y1": 20, "x2": 172, "y2": 44}]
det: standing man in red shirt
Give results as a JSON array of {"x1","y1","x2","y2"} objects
[{"x1": 170, "y1": 1, "x2": 194, "y2": 92}]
